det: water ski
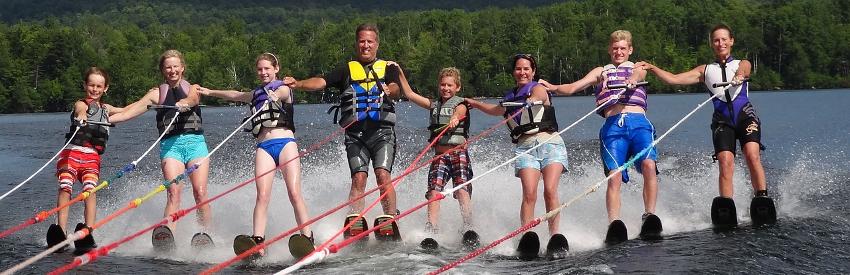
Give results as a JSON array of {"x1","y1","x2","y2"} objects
[
  {"x1": 151, "y1": 225, "x2": 176, "y2": 252},
  {"x1": 72, "y1": 223, "x2": 97, "y2": 256},
  {"x1": 191, "y1": 232, "x2": 214, "y2": 250},
  {"x1": 516, "y1": 231, "x2": 540, "y2": 260},
  {"x1": 288, "y1": 233, "x2": 315, "y2": 260},
  {"x1": 639, "y1": 214, "x2": 664, "y2": 240},
  {"x1": 233, "y1": 235, "x2": 263, "y2": 262},
  {"x1": 343, "y1": 214, "x2": 369, "y2": 242},
  {"x1": 373, "y1": 215, "x2": 401, "y2": 242},
  {"x1": 545, "y1": 233, "x2": 569, "y2": 259},
  {"x1": 420, "y1": 237, "x2": 439, "y2": 251},
  {"x1": 750, "y1": 196, "x2": 777, "y2": 226},
  {"x1": 604, "y1": 220, "x2": 628, "y2": 245},
  {"x1": 711, "y1": 196, "x2": 738, "y2": 230},
  {"x1": 46, "y1": 224, "x2": 68, "y2": 252},
  {"x1": 462, "y1": 230, "x2": 481, "y2": 251}
]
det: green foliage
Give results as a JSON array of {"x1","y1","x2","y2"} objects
[{"x1": 0, "y1": 0, "x2": 847, "y2": 113}]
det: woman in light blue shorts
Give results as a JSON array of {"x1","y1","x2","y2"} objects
[
  {"x1": 113, "y1": 50, "x2": 213, "y2": 244},
  {"x1": 465, "y1": 54, "x2": 567, "y2": 240}
]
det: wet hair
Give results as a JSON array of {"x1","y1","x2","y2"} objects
[
  {"x1": 256, "y1": 52, "x2": 280, "y2": 68},
  {"x1": 610, "y1": 30, "x2": 633, "y2": 46},
  {"x1": 710, "y1": 24, "x2": 734, "y2": 40},
  {"x1": 511, "y1": 54, "x2": 537, "y2": 72},
  {"x1": 83, "y1": 67, "x2": 110, "y2": 86},
  {"x1": 438, "y1": 67, "x2": 462, "y2": 88},
  {"x1": 356, "y1": 23, "x2": 380, "y2": 42},
  {"x1": 158, "y1": 49, "x2": 185, "y2": 72}
]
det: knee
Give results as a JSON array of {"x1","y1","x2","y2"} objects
[{"x1": 522, "y1": 191, "x2": 537, "y2": 204}]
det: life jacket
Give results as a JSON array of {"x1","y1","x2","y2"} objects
[
  {"x1": 329, "y1": 60, "x2": 396, "y2": 127},
  {"x1": 65, "y1": 98, "x2": 109, "y2": 154},
  {"x1": 155, "y1": 79, "x2": 203, "y2": 137},
  {"x1": 703, "y1": 56, "x2": 751, "y2": 124},
  {"x1": 594, "y1": 61, "x2": 648, "y2": 117},
  {"x1": 428, "y1": 96, "x2": 469, "y2": 145},
  {"x1": 501, "y1": 82, "x2": 559, "y2": 143},
  {"x1": 245, "y1": 80, "x2": 295, "y2": 137}
]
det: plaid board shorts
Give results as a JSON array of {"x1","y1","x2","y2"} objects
[{"x1": 427, "y1": 148, "x2": 473, "y2": 199}]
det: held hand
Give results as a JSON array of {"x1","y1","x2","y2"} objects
[
  {"x1": 731, "y1": 75, "x2": 745, "y2": 86},
  {"x1": 448, "y1": 117, "x2": 460, "y2": 129},
  {"x1": 175, "y1": 102, "x2": 191, "y2": 112},
  {"x1": 537, "y1": 79, "x2": 555, "y2": 91},
  {"x1": 77, "y1": 119, "x2": 88, "y2": 127},
  {"x1": 196, "y1": 86, "x2": 211, "y2": 96},
  {"x1": 463, "y1": 98, "x2": 476, "y2": 109},
  {"x1": 283, "y1": 76, "x2": 297, "y2": 88},
  {"x1": 633, "y1": 61, "x2": 653, "y2": 71}
]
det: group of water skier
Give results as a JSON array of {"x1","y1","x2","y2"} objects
[{"x1": 40, "y1": 22, "x2": 776, "y2": 264}]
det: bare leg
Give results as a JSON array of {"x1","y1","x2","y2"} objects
[
  {"x1": 455, "y1": 189, "x2": 473, "y2": 229},
  {"x1": 187, "y1": 157, "x2": 211, "y2": 230},
  {"x1": 426, "y1": 190, "x2": 441, "y2": 232},
  {"x1": 716, "y1": 151, "x2": 735, "y2": 198},
  {"x1": 84, "y1": 192, "x2": 96, "y2": 226},
  {"x1": 57, "y1": 189, "x2": 71, "y2": 232},
  {"x1": 517, "y1": 168, "x2": 541, "y2": 226},
  {"x1": 253, "y1": 149, "x2": 275, "y2": 238},
  {"x1": 161, "y1": 158, "x2": 186, "y2": 231},
  {"x1": 542, "y1": 164, "x2": 562, "y2": 235},
  {"x1": 606, "y1": 172, "x2": 623, "y2": 223},
  {"x1": 741, "y1": 142, "x2": 767, "y2": 194},
  {"x1": 641, "y1": 159, "x2": 658, "y2": 215},
  {"x1": 349, "y1": 172, "x2": 368, "y2": 213},
  {"x1": 375, "y1": 168, "x2": 397, "y2": 215},
  {"x1": 279, "y1": 143, "x2": 312, "y2": 236}
]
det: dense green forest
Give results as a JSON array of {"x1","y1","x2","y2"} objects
[{"x1": 0, "y1": 0, "x2": 847, "y2": 113}]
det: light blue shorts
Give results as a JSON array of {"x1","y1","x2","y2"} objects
[
  {"x1": 599, "y1": 113, "x2": 658, "y2": 183},
  {"x1": 160, "y1": 133, "x2": 209, "y2": 163},
  {"x1": 513, "y1": 133, "x2": 568, "y2": 177}
]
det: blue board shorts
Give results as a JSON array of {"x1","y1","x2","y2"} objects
[
  {"x1": 599, "y1": 113, "x2": 658, "y2": 183},
  {"x1": 160, "y1": 133, "x2": 209, "y2": 163},
  {"x1": 514, "y1": 132, "x2": 568, "y2": 177}
]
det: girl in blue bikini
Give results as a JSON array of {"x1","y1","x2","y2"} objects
[{"x1": 198, "y1": 53, "x2": 312, "y2": 255}]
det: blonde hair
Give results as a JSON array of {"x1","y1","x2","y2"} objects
[
  {"x1": 438, "y1": 67, "x2": 462, "y2": 88},
  {"x1": 610, "y1": 30, "x2": 633, "y2": 46},
  {"x1": 158, "y1": 49, "x2": 185, "y2": 72}
]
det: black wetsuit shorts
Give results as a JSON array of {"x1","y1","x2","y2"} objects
[
  {"x1": 710, "y1": 101, "x2": 763, "y2": 156},
  {"x1": 344, "y1": 123, "x2": 397, "y2": 174}
]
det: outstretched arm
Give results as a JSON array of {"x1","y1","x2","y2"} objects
[
  {"x1": 283, "y1": 76, "x2": 328, "y2": 92},
  {"x1": 464, "y1": 98, "x2": 504, "y2": 116},
  {"x1": 108, "y1": 88, "x2": 158, "y2": 123},
  {"x1": 197, "y1": 86, "x2": 251, "y2": 103},
  {"x1": 389, "y1": 61, "x2": 431, "y2": 109},
  {"x1": 539, "y1": 67, "x2": 603, "y2": 96},
  {"x1": 635, "y1": 61, "x2": 704, "y2": 86}
]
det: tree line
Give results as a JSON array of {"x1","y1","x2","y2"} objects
[{"x1": 0, "y1": 0, "x2": 847, "y2": 113}]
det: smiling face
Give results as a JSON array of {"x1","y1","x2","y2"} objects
[
  {"x1": 256, "y1": 59, "x2": 279, "y2": 84},
  {"x1": 84, "y1": 73, "x2": 108, "y2": 101},
  {"x1": 608, "y1": 39, "x2": 633, "y2": 65},
  {"x1": 710, "y1": 28, "x2": 735, "y2": 60},
  {"x1": 438, "y1": 75, "x2": 461, "y2": 100},
  {"x1": 513, "y1": 57, "x2": 535, "y2": 86},
  {"x1": 356, "y1": 30, "x2": 379, "y2": 63},
  {"x1": 160, "y1": 56, "x2": 185, "y2": 84}
]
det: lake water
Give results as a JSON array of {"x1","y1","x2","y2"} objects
[{"x1": 1, "y1": 89, "x2": 848, "y2": 274}]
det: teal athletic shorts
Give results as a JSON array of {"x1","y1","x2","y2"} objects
[{"x1": 160, "y1": 133, "x2": 209, "y2": 163}]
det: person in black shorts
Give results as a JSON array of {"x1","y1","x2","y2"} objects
[
  {"x1": 284, "y1": 23, "x2": 403, "y2": 233},
  {"x1": 635, "y1": 24, "x2": 769, "y2": 200}
]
